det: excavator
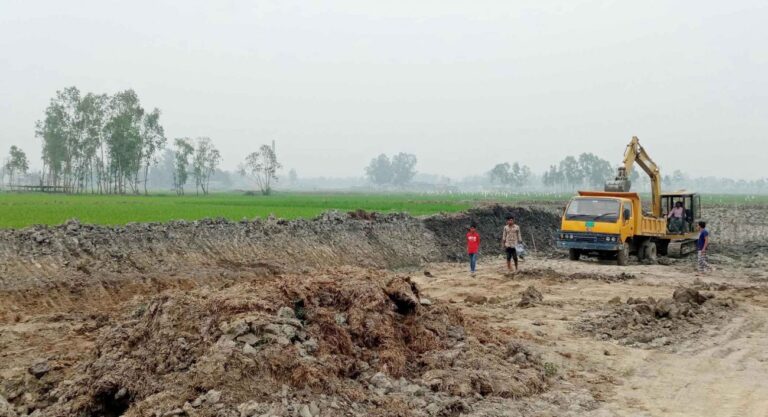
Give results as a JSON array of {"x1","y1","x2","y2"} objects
[{"x1": 556, "y1": 136, "x2": 701, "y2": 265}]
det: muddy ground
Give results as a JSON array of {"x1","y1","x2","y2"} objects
[{"x1": 1, "y1": 203, "x2": 767, "y2": 417}]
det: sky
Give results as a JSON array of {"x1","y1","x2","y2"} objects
[{"x1": 1, "y1": 0, "x2": 766, "y2": 180}]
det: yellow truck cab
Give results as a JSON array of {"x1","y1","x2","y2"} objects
[{"x1": 557, "y1": 191, "x2": 700, "y2": 265}]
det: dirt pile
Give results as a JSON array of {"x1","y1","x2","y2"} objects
[
  {"x1": 423, "y1": 204, "x2": 561, "y2": 261},
  {"x1": 28, "y1": 268, "x2": 547, "y2": 417},
  {"x1": 577, "y1": 287, "x2": 736, "y2": 348},
  {"x1": 517, "y1": 286, "x2": 543, "y2": 308}
]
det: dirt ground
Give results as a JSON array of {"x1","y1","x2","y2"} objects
[
  {"x1": 415, "y1": 255, "x2": 768, "y2": 417},
  {"x1": 2, "y1": 252, "x2": 768, "y2": 416},
  {"x1": 2, "y1": 204, "x2": 768, "y2": 417}
]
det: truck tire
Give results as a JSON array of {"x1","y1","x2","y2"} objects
[
  {"x1": 617, "y1": 244, "x2": 629, "y2": 266},
  {"x1": 568, "y1": 249, "x2": 581, "y2": 261},
  {"x1": 643, "y1": 241, "x2": 657, "y2": 262}
]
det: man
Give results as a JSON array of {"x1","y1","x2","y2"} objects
[
  {"x1": 501, "y1": 216, "x2": 522, "y2": 272},
  {"x1": 466, "y1": 223, "x2": 480, "y2": 276},
  {"x1": 696, "y1": 221, "x2": 712, "y2": 273},
  {"x1": 667, "y1": 201, "x2": 685, "y2": 233}
]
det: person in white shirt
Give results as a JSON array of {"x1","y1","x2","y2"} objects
[{"x1": 501, "y1": 216, "x2": 522, "y2": 272}]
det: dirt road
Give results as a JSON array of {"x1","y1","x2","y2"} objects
[{"x1": 414, "y1": 256, "x2": 768, "y2": 417}]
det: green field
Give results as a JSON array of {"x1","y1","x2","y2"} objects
[
  {"x1": 0, "y1": 192, "x2": 485, "y2": 229},
  {"x1": 0, "y1": 191, "x2": 764, "y2": 229}
]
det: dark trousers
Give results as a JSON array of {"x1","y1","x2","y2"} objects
[{"x1": 505, "y1": 247, "x2": 518, "y2": 268}]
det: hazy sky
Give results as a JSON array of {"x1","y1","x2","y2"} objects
[{"x1": 1, "y1": 0, "x2": 766, "y2": 179}]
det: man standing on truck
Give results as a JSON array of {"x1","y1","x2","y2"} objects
[
  {"x1": 696, "y1": 221, "x2": 712, "y2": 274},
  {"x1": 502, "y1": 216, "x2": 522, "y2": 272},
  {"x1": 466, "y1": 223, "x2": 480, "y2": 277}
]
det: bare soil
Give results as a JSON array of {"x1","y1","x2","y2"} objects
[{"x1": 2, "y1": 204, "x2": 768, "y2": 417}]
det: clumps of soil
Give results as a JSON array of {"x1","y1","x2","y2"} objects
[
  {"x1": 346, "y1": 209, "x2": 378, "y2": 221},
  {"x1": 515, "y1": 268, "x2": 560, "y2": 279},
  {"x1": 514, "y1": 268, "x2": 635, "y2": 283},
  {"x1": 41, "y1": 268, "x2": 548, "y2": 417},
  {"x1": 577, "y1": 287, "x2": 736, "y2": 349},
  {"x1": 518, "y1": 286, "x2": 543, "y2": 308},
  {"x1": 563, "y1": 272, "x2": 636, "y2": 283}
]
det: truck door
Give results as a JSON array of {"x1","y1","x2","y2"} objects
[{"x1": 622, "y1": 202, "x2": 634, "y2": 239}]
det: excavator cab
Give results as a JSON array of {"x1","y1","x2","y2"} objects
[{"x1": 661, "y1": 192, "x2": 700, "y2": 234}]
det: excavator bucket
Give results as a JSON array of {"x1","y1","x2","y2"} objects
[
  {"x1": 605, "y1": 166, "x2": 631, "y2": 192},
  {"x1": 604, "y1": 178, "x2": 631, "y2": 192}
]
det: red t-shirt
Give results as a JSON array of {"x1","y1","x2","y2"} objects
[{"x1": 466, "y1": 231, "x2": 480, "y2": 254}]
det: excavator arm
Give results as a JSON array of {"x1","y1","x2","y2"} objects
[{"x1": 604, "y1": 136, "x2": 662, "y2": 217}]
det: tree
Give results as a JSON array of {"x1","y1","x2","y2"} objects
[
  {"x1": 78, "y1": 92, "x2": 109, "y2": 193},
  {"x1": 509, "y1": 162, "x2": 531, "y2": 187},
  {"x1": 559, "y1": 156, "x2": 583, "y2": 189},
  {"x1": 288, "y1": 169, "x2": 298, "y2": 185},
  {"x1": 105, "y1": 89, "x2": 145, "y2": 193},
  {"x1": 192, "y1": 137, "x2": 221, "y2": 195},
  {"x1": 36, "y1": 88, "x2": 75, "y2": 189},
  {"x1": 542, "y1": 164, "x2": 564, "y2": 189},
  {"x1": 140, "y1": 108, "x2": 166, "y2": 194},
  {"x1": 365, "y1": 154, "x2": 393, "y2": 186},
  {"x1": 390, "y1": 152, "x2": 417, "y2": 186},
  {"x1": 489, "y1": 162, "x2": 530, "y2": 188},
  {"x1": 5, "y1": 146, "x2": 29, "y2": 186},
  {"x1": 489, "y1": 163, "x2": 511, "y2": 185},
  {"x1": 173, "y1": 138, "x2": 194, "y2": 195},
  {"x1": 578, "y1": 153, "x2": 613, "y2": 188},
  {"x1": 239, "y1": 144, "x2": 281, "y2": 195}
]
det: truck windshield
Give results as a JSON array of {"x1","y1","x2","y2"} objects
[{"x1": 565, "y1": 198, "x2": 620, "y2": 223}]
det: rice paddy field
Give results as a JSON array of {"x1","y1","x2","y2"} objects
[{"x1": 0, "y1": 191, "x2": 765, "y2": 229}]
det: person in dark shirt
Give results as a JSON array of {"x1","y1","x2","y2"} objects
[{"x1": 696, "y1": 221, "x2": 712, "y2": 273}]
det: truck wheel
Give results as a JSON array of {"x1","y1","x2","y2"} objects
[
  {"x1": 568, "y1": 249, "x2": 581, "y2": 261},
  {"x1": 617, "y1": 244, "x2": 629, "y2": 266},
  {"x1": 644, "y1": 241, "x2": 657, "y2": 261}
]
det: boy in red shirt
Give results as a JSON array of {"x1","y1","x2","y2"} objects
[{"x1": 466, "y1": 223, "x2": 480, "y2": 276}]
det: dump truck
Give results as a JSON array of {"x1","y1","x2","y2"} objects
[{"x1": 556, "y1": 137, "x2": 701, "y2": 265}]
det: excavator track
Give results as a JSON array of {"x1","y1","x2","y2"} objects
[{"x1": 667, "y1": 239, "x2": 697, "y2": 258}]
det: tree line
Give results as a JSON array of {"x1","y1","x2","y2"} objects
[
  {"x1": 2, "y1": 86, "x2": 228, "y2": 195},
  {"x1": 34, "y1": 87, "x2": 166, "y2": 194},
  {"x1": 6, "y1": 87, "x2": 766, "y2": 195},
  {"x1": 362, "y1": 152, "x2": 617, "y2": 190}
]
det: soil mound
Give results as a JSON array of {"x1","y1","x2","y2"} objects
[
  {"x1": 40, "y1": 268, "x2": 547, "y2": 417},
  {"x1": 518, "y1": 286, "x2": 543, "y2": 308},
  {"x1": 577, "y1": 287, "x2": 736, "y2": 349},
  {"x1": 1, "y1": 205, "x2": 563, "y2": 287},
  {"x1": 423, "y1": 205, "x2": 561, "y2": 261}
]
